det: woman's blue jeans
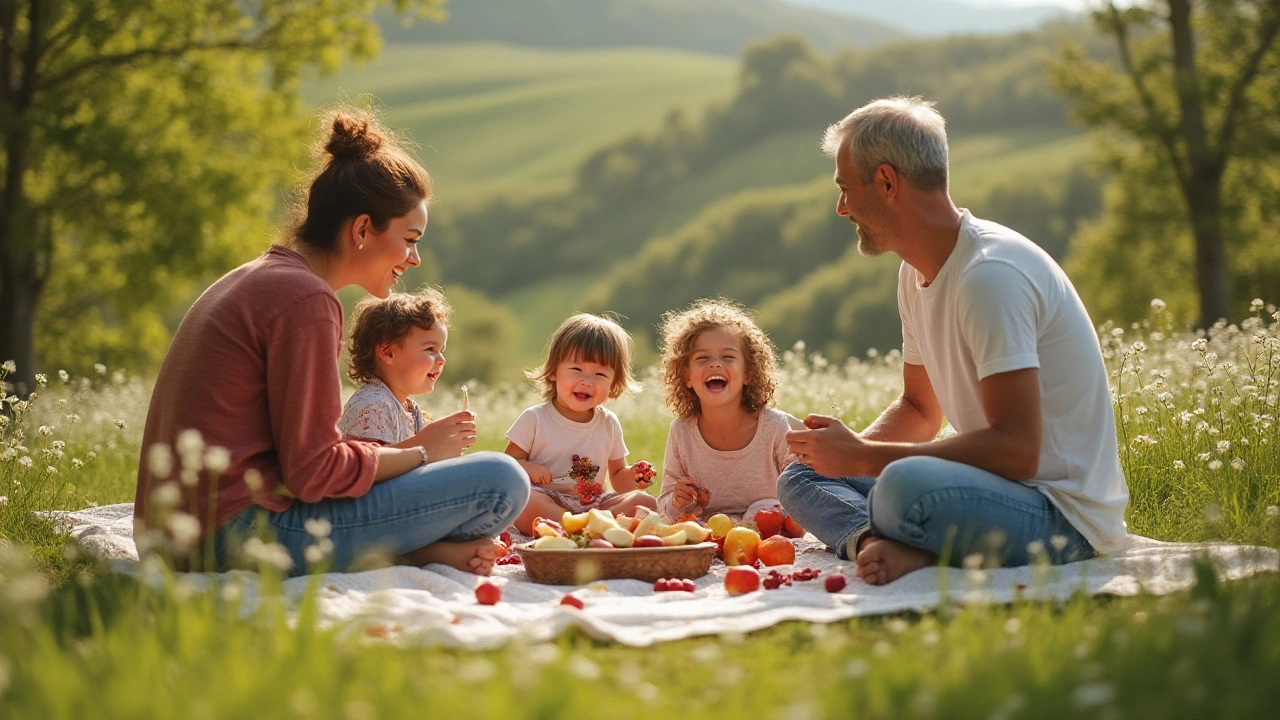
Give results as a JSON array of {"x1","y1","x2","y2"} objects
[
  {"x1": 214, "y1": 452, "x2": 529, "y2": 576},
  {"x1": 777, "y1": 457, "x2": 1094, "y2": 566}
]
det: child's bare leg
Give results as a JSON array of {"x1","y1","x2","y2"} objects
[
  {"x1": 599, "y1": 491, "x2": 659, "y2": 517},
  {"x1": 513, "y1": 491, "x2": 567, "y2": 535},
  {"x1": 401, "y1": 537, "x2": 502, "y2": 575}
]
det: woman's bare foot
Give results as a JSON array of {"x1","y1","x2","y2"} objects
[
  {"x1": 855, "y1": 537, "x2": 936, "y2": 585},
  {"x1": 402, "y1": 537, "x2": 502, "y2": 575}
]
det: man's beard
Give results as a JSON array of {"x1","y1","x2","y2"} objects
[{"x1": 855, "y1": 223, "x2": 886, "y2": 257}]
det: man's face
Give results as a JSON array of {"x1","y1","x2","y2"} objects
[{"x1": 834, "y1": 146, "x2": 888, "y2": 257}]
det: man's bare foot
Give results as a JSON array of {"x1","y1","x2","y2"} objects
[
  {"x1": 855, "y1": 537, "x2": 936, "y2": 585},
  {"x1": 403, "y1": 537, "x2": 501, "y2": 575}
]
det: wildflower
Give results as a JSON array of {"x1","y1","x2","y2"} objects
[
  {"x1": 305, "y1": 518, "x2": 332, "y2": 538},
  {"x1": 1192, "y1": 338, "x2": 1207, "y2": 351},
  {"x1": 1026, "y1": 540, "x2": 1046, "y2": 557},
  {"x1": 243, "y1": 469, "x2": 264, "y2": 494},
  {"x1": 37, "y1": 425, "x2": 53, "y2": 437},
  {"x1": 1004, "y1": 618, "x2": 1022, "y2": 635},
  {"x1": 1050, "y1": 535, "x2": 1069, "y2": 552},
  {"x1": 567, "y1": 654, "x2": 601, "y2": 680},
  {"x1": 203, "y1": 446, "x2": 231, "y2": 474},
  {"x1": 65, "y1": 413, "x2": 79, "y2": 423},
  {"x1": 147, "y1": 443, "x2": 173, "y2": 479},
  {"x1": 166, "y1": 513, "x2": 202, "y2": 554},
  {"x1": 0, "y1": 360, "x2": 14, "y2": 373},
  {"x1": 58, "y1": 370, "x2": 69, "y2": 382},
  {"x1": 34, "y1": 374, "x2": 47, "y2": 385},
  {"x1": 242, "y1": 537, "x2": 294, "y2": 572},
  {"x1": 45, "y1": 466, "x2": 57, "y2": 475},
  {"x1": 1231, "y1": 458, "x2": 1245, "y2": 471},
  {"x1": 1217, "y1": 440, "x2": 1231, "y2": 454},
  {"x1": 963, "y1": 553, "x2": 984, "y2": 570},
  {"x1": 150, "y1": 483, "x2": 182, "y2": 509},
  {"x1": 94, "y1": 363, "x2": 106, "y2": 375},
  {"x1": 1266, "y1": 506, "x2": 1279, "y2": 518},
  {"x1": 844, "y1": 658, "x2": 869, "y2": 678},
  {"x1": 17, "y1": 456, "x2": 32, "y2": 468},
  {"x1": 1208, "y1": 460, "x2": 1223, "y2": 471},
  {"x1": 71, "y1": 458, "x2": 84, "y2": 469},
  {"x1": 0, "y1": 496, "x2": 7, "y2": 506},
  {"x1": 1251, "y1": 298, "x2": 1265, "y2": 313},
  {"x1": 1173, "y1": 460, "x2": 1186, "y2": 470},
  {"x1": 1150, "y1": 298, "x2": 1167, "y2": 313},
  {"x1": 0, "y1": 416, "x2": 6, "y2": 428},
  {"x1": 114, "y1": 420, "x2": 125, "y2": 430}
]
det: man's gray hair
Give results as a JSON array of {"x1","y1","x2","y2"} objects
[{"x1": 821, "y1": 96, "x2": 949, "y2": 193}]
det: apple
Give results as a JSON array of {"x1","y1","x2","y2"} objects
[
  {"x1": 783, "y1": 515, "x2": 806, "y2": 539},
  {"x1": 587, "y1": 508, "x2": 619, "y2": 536},
  {"x1": 707, "y1": 513, "x2": 734, "y2": 539},
  {"x1": 633, "y1": 534, "x2": 665, "y2": 548},
  {"x1": 587, "y1": 538, "x2": 615, "y2": 549},
  {"x1": 560, "y1": 594, "x2": 585, "y2": 609},
  {"x1": 676, "y1": 521, "x2": 711, "y2": 543},
  {"x1": 722, "y1": 526, "x2": 762, "y2": 566},
  {"x1": 655, "y1": 522, "x2": 685, "y2": 538},
  {"x1": 824, "y1": 573, "x2": 847, "y2": 593},
  {"x1": 561, "y1": 511, "x2": 590, "y2": 533},
  {"x1": 475, "y1": 581, "x2": 501, "y2": 605},
  {"x1": 757, "y1": 535, "x2": 796, "y2": 566},
  {"x1": 602, "y1": 526, "x2": 635, "y2": 548},
  {"x1": 661, "y1": 529, "x2": 688, "y2": 546},
  {"x1": 532, "y1": 535, "x2": 577, "y2": 549},
  {"x1": 532, "y1": 517, "x2": 567, "y2": 538},
  {"x1": 724, "y1": 565, "x2": 760, "y2": 595},
  {"x1": 634, "y1": 505, "x2": 654, "y2": 520},
  {"x1": 615, "y1": 514, "x2": 640, "y2": 532},
  {"x1": 633, "y1": 514, "x2": 663, "y2": 538},
  {"x1": 754, "y1": 508, "x2": 786, "y2": 539}
]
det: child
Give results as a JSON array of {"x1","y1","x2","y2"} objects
[
  {"x1": 656, "y1": 299, "x2": 801, "y2": 522},
  {"x1": 339, "y1": 288, "x2": 477, "y2": 459},
  {"x1": 506, "y1": 313, "x2": 659, "y2": 535}
]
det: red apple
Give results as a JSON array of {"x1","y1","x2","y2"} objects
[
  {"x1": 722, "y1": 526, "x2": 761, "y2": 566},
  {"x1": 782, "y1": 515, "x2": 806, "y2": 539},
  {"x1": 475, "y1": 581, "x2": 501, "y2": 605},
  {"x1": 754, "y1": 508, "x2": 786, "y2": 539},
  {"x1": 560, "y1": 594, "x2": 585, "y2": 609},
  {"x1": 757, "y1": 535, "x2": 796, "y2": 566},
  {"x1": 724, "y1": 565, "x2": 760, "y2": 595},
  {"x1": 824, "y1": 573, "x2": 847, "y2": 593},
  {"x1": 588, "y1": 538, "x2": 615, "y2": 549},
  {"x1": 634, "y1": 534, "x2": 666, "y2": 548}
]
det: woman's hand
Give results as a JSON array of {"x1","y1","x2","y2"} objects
[{"x1": 412, "y1": 410, "x2": 477, "y2": 461}]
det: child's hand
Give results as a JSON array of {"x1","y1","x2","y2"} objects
[
  {"x1": 629, "y1": 460, "x2": 656, "y2": 490},
  {"x1": 415, "y1": 410, "x2": 477, "y2": 461},
  {"x1": 673, "y1": 476, "x2": 700, "y2": 510},
  {"x1": 523, "y1": 461, "x2": 553, "y2": 486}
]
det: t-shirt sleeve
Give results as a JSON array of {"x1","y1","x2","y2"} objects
[
  {"x1": 773, "y1": 412, "x2": 797, "y2": 475},
  {"x1": 265, "y1": 293, "x2": 378, "y2": 503},
  {"x1": 607, "y1": 411, "x2": 629, "y2": 462},
  {"x1": 506, "y1": 407, "x2": 538, "y2": 452},
  {"x1": 658, "y1": 420, "x2": 688, "y2": 518},
  {"x1": 898, "y1": 262, "x2": 923, "y2": 365},
  {"x1": 957, "y1": 261, "x2": 1041, "y2": 380}
]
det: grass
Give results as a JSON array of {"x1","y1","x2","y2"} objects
[
  {"x1": 2, "y1": 301, "x2": 1278, "y2": 717},
  {"x1": 301, "y1": 42, "x2": 737, "y2": 204}
]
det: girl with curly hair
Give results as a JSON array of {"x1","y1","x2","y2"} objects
[{"x1": 656, "y1": 299, "x2": 802, "y2": 521}]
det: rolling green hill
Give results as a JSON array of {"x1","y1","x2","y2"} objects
[{"x1": 302, "y1": 43, "x2": 738, "y2": 203}]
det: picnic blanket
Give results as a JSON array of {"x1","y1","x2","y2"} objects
[{"x1": 57, "y1": 503, "x2": 1279, "y2": 649}]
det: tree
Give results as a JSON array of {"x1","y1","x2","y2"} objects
[
  {"x1": 1050, "y1": 0, "x2": 1280, "y2": 327},
  {"x1": 0, "y1": 0, "x2": 444, "y2": 394}
]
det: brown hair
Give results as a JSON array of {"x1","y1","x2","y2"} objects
[
  {"x1": 291, "y1": 109, "x2": 433, "y2": 253},
  {"x1": 658, "y1": 298, "x2": 779, "y2": 419},
  {"x1": 347, "y1": 288, "x2": 452, "y2": 385},
  {"x1": 528, "y1": 314, "x2": 641, "y2": 403}
]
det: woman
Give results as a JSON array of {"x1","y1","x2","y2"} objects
[{"x1": 134, "y1": 110, "x2": 529, "y2": 576}]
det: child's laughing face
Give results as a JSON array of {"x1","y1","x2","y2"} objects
[
  {"x1": 379, "y1": 324, "x2": 448, "y2": 400},
  {"x1": 550, "y1": 355, "x2": 615, "y2": 422},
  {"x1": 686, "y1": 326, "x2": 747, "y2": 411}
]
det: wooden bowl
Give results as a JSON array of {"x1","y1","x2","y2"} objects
[{"x1": 514, "y1": 542, "x2": 718, "y2": 585}]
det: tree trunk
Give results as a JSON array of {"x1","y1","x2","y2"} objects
[
  {"x1": 0, "y1": 250, "x2": 40, "y2": 396},
  {"x1": 1184, "y1": 170, "x2": 1231, "y2": 327}
]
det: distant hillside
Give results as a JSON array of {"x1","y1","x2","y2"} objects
[
  {"x1": 787, "y1": 0, "x2": 1074, "y2": 37},
  {"x1": 380, "y1": 0, "x2": 906, "y2": 54}
]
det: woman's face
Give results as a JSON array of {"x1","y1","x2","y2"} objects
[{"x1": 354, "y1": 200, "x2": 428, "y2": 298}]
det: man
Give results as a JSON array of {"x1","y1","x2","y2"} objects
[{"x1": 779, "y1": 96, "x2": 1128, "y2": 585}]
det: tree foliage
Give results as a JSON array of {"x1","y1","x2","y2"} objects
[
  {"x1": 1049, "y1": 0, "x2": 1280, "y2": 327},
  {"x1": 0, "y1": 0, "x2": 443, "y2": 392}
]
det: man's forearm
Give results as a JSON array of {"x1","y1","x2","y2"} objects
[
  {"x1": 866, "y1": 426, "x2": 1039, "y2": 481},
  {"x1": 861, "y1": 395, "x2": 942, "y2": 444}
]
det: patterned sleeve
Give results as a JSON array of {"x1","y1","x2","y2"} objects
[{"x1": 338, "y1": 394, "x2": 401, "y2": 445}]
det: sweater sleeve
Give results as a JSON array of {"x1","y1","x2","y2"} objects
[
  {"x1": 265, "y1": 293, "x2": 379, "y2": 503},
  {"x1": 657, "y1": 420, "x2": 690, "y2": 518}
]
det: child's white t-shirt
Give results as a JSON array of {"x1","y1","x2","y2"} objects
[
  {"x1": 897, "y1": 210, "x2": 1129, "y2": 553},
  {"x1": 505, "y1": 402, "x2": 629, "y2": 494},
  {"x1": 658, "y1": 407, "x2": 799, "y2": 521}
]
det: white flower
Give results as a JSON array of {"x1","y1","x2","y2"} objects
[
  {"x1": 242, "y1": 537, "x2": 294, "y2": 572},
  {"x1": 150, "y1": 483, "x2": 182, "y2": 509},
  {"x1": 962, "y1": 553, "x2": 984, "y2": 570},
  {"x1": 0, "y1": 496, "x2": 8, "y2": 506},
  {"x1": 1217, "y1": 440, "x2": 1231, "y2": 454},
  {"x1": 147, "y1": 443, "x2": 173, "y2": 479},
  {"x1": 166, "y1": 513, "x2": 202, "y2": 553},
  {"x1": 1, "y1": 360, "x2": 15, "y2": 373},
  {"x1": 71, "y1": 458, "x2": 84, "y2": 470},
  {"x1": 114, "y1": 420, "x2": 125, "y2": 430},
  {"x1": 203, "y1": 446, "x2": 231, "y2": 474},
  {"x1": 1266, "y1": 506, "x2": 1279, "y2": 518},
  {"x1": 1050, "y1": 535, "x2": 1069, "y2": 552},
  {"x1": 304, "y1": 518, "x2": 332, "y2": 538},
  {"x1": 58, "y1": 369, "x2": 69, "y2": 382},
  {"x1": 37, "y1": 425, "x2": 53, "y2": 437},
  {"x1": 567, "y1": 654, "x2": 601, "y2": 680},
  {"x1": 1150, "y1": 298, "x2": 1167, "y2": 312},
  {"x1": 1026, "y1": 540, "x2": 1046, "y2": 557},
  {"x1": 1173, "y1": 460, "x2": 1186, "y2": 470},
  {"x1": 1231, "y1": 458, "x2": 1245, "y2": 471},
  {"x1": 93, "y1": 363, "x2": 106, "y2": 375},
  {"x1": 243, "y1": 469, "x2": 264, "y2": 493},
  {"x1": 17, "y1": 456, "x2": 32, "y2": 468},
  {"x1": 45, "y1": 466, "x2": 57, "y2": 475},
  {"x1": 34, "y1": 373, "x2": 47, "y2": 385},
  {"x1": 1208, "y1": 460, "x2": 1223, "y2": 471},
  {"x1": 1250, "y1": 298, "x2": 1264, "y2": 313}
]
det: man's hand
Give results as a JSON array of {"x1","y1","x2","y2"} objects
[{"x1": 785, "y1": 414, "x2": 879, "y2": 478}]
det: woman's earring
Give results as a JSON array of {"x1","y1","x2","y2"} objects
[{"x1": 358, "y1": 243, "x2": 364, "y2": 250}]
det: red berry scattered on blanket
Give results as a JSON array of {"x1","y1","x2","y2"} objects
[
  {"x1": 824, "y1": 574, "x2": 847, "y2": 593},
  {"x1": 681, "y1": 579, "x2": 696, "y2": 593},
  {"x1": 791, "y1": 567, "x2": 821, "y2": 582},
  {"x1": 496, "y1": 554, "x2": 522, "y2": 566},
  {"x1": 475, "y1": 581, "x2": 501, "y2": 605},
  {"x1": 560, "y1": 594, "x2": 585, "y2": 609}
]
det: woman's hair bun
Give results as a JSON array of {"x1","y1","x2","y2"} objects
[{"x1": 325, "y1": 112, "x2": 384, "y2": 159}]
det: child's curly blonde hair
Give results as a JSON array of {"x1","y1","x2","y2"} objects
[
  {"x1": 658, "y1": 298, "x2": 779, "y2": 419},
  {"x1": 528, "y1": 313, "x2": 641, "y2": 403},
  {"x1": 347, "y1": 287, "x2": 451, "y2": 385}
]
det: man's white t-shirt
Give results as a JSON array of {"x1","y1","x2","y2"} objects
[
  {"x1": 897, "y1": 210, "x2": 1129, "y2": 553},
  {"x1": 506, "y1": 402, "x2": 629, "y2": 494}
]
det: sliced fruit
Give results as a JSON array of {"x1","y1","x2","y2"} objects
[
  {"x1": 676, "y1": 521, "x2": 711, "y2": 543},
  {"x1": 587, "y1": 508, "x2": 619, "y2": 536},
  {"x1": 532, "y1": 536, "x2": 578, "y2": 549},
  {"x1": 561, "y1": 511, "x2": 590, "y2": 533},
  {"x1": 661, "y1": 529, "x2": 688, "y2": 546},
  {"x1": 602, "y1": 526, "x2": 635, "y2": 548},
  {"x1": 633, "y1": 534, "x2": 665, "y2": 548},
  {"x1": 532, "y1": 517, "x2": 567, "y2": 538}
]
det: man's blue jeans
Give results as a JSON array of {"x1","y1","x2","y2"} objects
[
  {"x1": 214, "y1": 452, "x2": 529, "y2": 576},
  {"x1": 777, "y1": 457, "x2": 1094, "y2": 566}
]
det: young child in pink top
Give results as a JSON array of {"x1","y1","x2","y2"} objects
[
  {"x1": 656, "y1": 299, "x2": 801, "y2": 521},
  {"x1": 505, "y1": 313, "x2": 659, "y2": 535}
]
